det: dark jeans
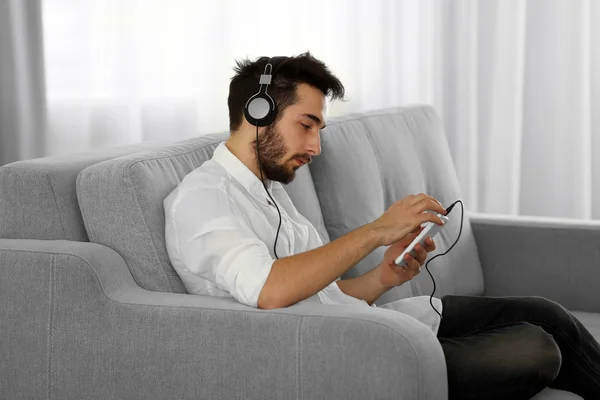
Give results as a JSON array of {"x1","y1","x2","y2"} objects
[{"x1": 437, "y1": 295, "x2": 600, "y2": 400}]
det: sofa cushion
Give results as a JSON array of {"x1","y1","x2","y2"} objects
[
  {"x1": 76, "y1": 133, "x2": 331, "y2": 293},
  {"x1": 530, "y1": 388, "x2": 584, "y2": 399},
  {"x1": 570, "y1": 311, "x2": 600, "y2": 342},
  {"x1": 309, "y1": 105, "x2": 485, "y2": 305},
  {"x1": 0, "y1": 142, "x2": 164, "y2": 241}
]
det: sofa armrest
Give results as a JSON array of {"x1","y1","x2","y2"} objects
[
  {"x1": 469, "y1": 212, "x2": 600, "y2": 312},
  {"x1": 0, "y1": 239, "x2": 447, "y2": 400}
]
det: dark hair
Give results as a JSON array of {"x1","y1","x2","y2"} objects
[{"x1": 227, "y1": 51, "x2": 346, "y2": 132}]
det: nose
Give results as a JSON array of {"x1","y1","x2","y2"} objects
[{"x1": 307, "y1": 130, "x2": 321, "y2": 157}]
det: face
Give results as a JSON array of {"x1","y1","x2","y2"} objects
[{"x1": 251, "y1": 83, "x2": 327, "y2": 184}]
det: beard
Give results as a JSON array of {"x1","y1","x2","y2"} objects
[{"x1": 250, "y1": 123, "x2": 300, "y2": 185}]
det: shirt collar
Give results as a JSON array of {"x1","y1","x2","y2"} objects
[{"x1": 212, "y1": 141, "x2": 278, "y2": 205}]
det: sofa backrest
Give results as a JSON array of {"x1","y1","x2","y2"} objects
[
  {"x1": 308, "y1": 105, "x2": 484, "y2": 305},
  {"x1": 0, "y1": 142, "x2": 164, "y2": 241},
  {"x1": 76, "y1": 133, "x2": 331, "y2": 293},
  {"x1": 3, "y1": 105, "x2": 485, "y2": 302}
]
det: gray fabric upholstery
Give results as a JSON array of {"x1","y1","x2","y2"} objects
[
  {"x1": 1, "y1": 105, "x2": 594, "y2": 399},
  {"x1": 0, "y1": 239, "x2": 447, "y2": 400},
  {"x1": 76, "y1": 134, "x2": 331, "y2": 294},
  {"x1": 76, "y1": 135, "x2": 224, "y2": 293},
  {"x1": 309, "y1": 106, "x2": 484, "y2": 306},
  {"x1": 470, "y1": 212, "x2": 600, "y2": 313},
  {"x1": 571, "y1": 311, "x2": 600, "y2": 342},
  {"x1": 531, "y1": 388, "x2": 584, "y2": 400},
  {"x1": 0, "y1": 142, "x2": 164, "y2": 241}
]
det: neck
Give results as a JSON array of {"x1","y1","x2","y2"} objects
[{"x1": 225, "y1": 134, "x2": 265, "y2": 181}]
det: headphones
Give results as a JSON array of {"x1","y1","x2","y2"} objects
[
  {"x1": 244, "y1": 56, "x2": 288, "y2": 127},
  {"x1": 244, "y1": 56, "x2": 288, "y2": 259}
]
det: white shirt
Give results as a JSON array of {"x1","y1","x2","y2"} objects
[{"x1": 164, "y1": 141, "x2": 442, "y2": 334}]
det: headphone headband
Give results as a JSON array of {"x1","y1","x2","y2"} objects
[
  {"x1": 244, "y1": 56, "x2": 288, "y2": 127},
  {"x1": 263, "y1": 56, "x2": 286, "y2": 80}
]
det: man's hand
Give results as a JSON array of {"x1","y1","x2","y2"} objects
[
  {"x1": 377, "y1": 226, "x2": 437, "y2": 288},
  {"x1": 371, "y1": 193, "x2": 446, "y2": 247}
]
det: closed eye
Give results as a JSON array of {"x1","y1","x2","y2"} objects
[{"x1": 300, "y1": 123, "x2": 311, "y2": 130}]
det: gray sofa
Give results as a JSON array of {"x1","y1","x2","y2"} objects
[{"x1": 1, "y1": 105, "x2": 598, "y2": 399}]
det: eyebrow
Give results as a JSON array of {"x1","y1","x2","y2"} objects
[{"x1": 300, "y1": 113, "x2": 327, "y2": 129}]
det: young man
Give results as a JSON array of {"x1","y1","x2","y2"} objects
[{"x1": 164, "y1": 52, "x2": 600, "y2": 399}]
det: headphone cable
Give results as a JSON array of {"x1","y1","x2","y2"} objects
[
  {"x1": 423, "y1": 199, "x2": 464, "y2": 320},
  {"x1": 257, "y1": 122, "x2": 463, "y2": 319},
  {"x1": 257, "y1": 124, "x2": 283, "y2": 260}
]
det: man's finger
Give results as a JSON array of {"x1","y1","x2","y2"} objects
[
  {"x1": 414, "y1": 244, "x2": 427, "y2": 264},
  {"x1": 405, "y1": 254, "x2": 420, "y2": 272},
  {"x1": 411, "y1": 258, "x2": 421, "y2": 274},
  {"x1": 424, "y1": 237, "x2": 436, "y2": 252}
]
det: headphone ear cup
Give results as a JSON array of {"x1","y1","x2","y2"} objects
[
  {"x1": 244, "y1": 93, "x2": 277, "y2": 127},
  {"x1": 259, "y1": 103, "x2": 277, "y2": 126}
]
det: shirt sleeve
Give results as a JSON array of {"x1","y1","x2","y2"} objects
[{"x1": 171, "y1": 186, "x2": 275, "y2": 308}]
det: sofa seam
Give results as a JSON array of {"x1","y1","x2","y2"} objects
[
  {"x1": 45, "y1": 172, "x2": 68, "y2": 239},
  {"x1": 296, "y1": 317, "x2": 302, "y2": 400},
  {"x1": 46, "y1": 254, "x2": 56, "y2": 400},
  {"x1": 75, "y1": 171, "x2": 94, "y2": 242}
]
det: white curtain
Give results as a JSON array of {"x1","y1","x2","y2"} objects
[
  {"x1": 34, "y1": 0, "x2": 600, "y2": 219},
  {"x1": 0, "y1": 0, "x2": 47, "y2": 166}
]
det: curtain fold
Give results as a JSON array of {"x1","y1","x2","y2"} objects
[{"x1": 0, "y1": 0, "x2": 47, "y2": 166}]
